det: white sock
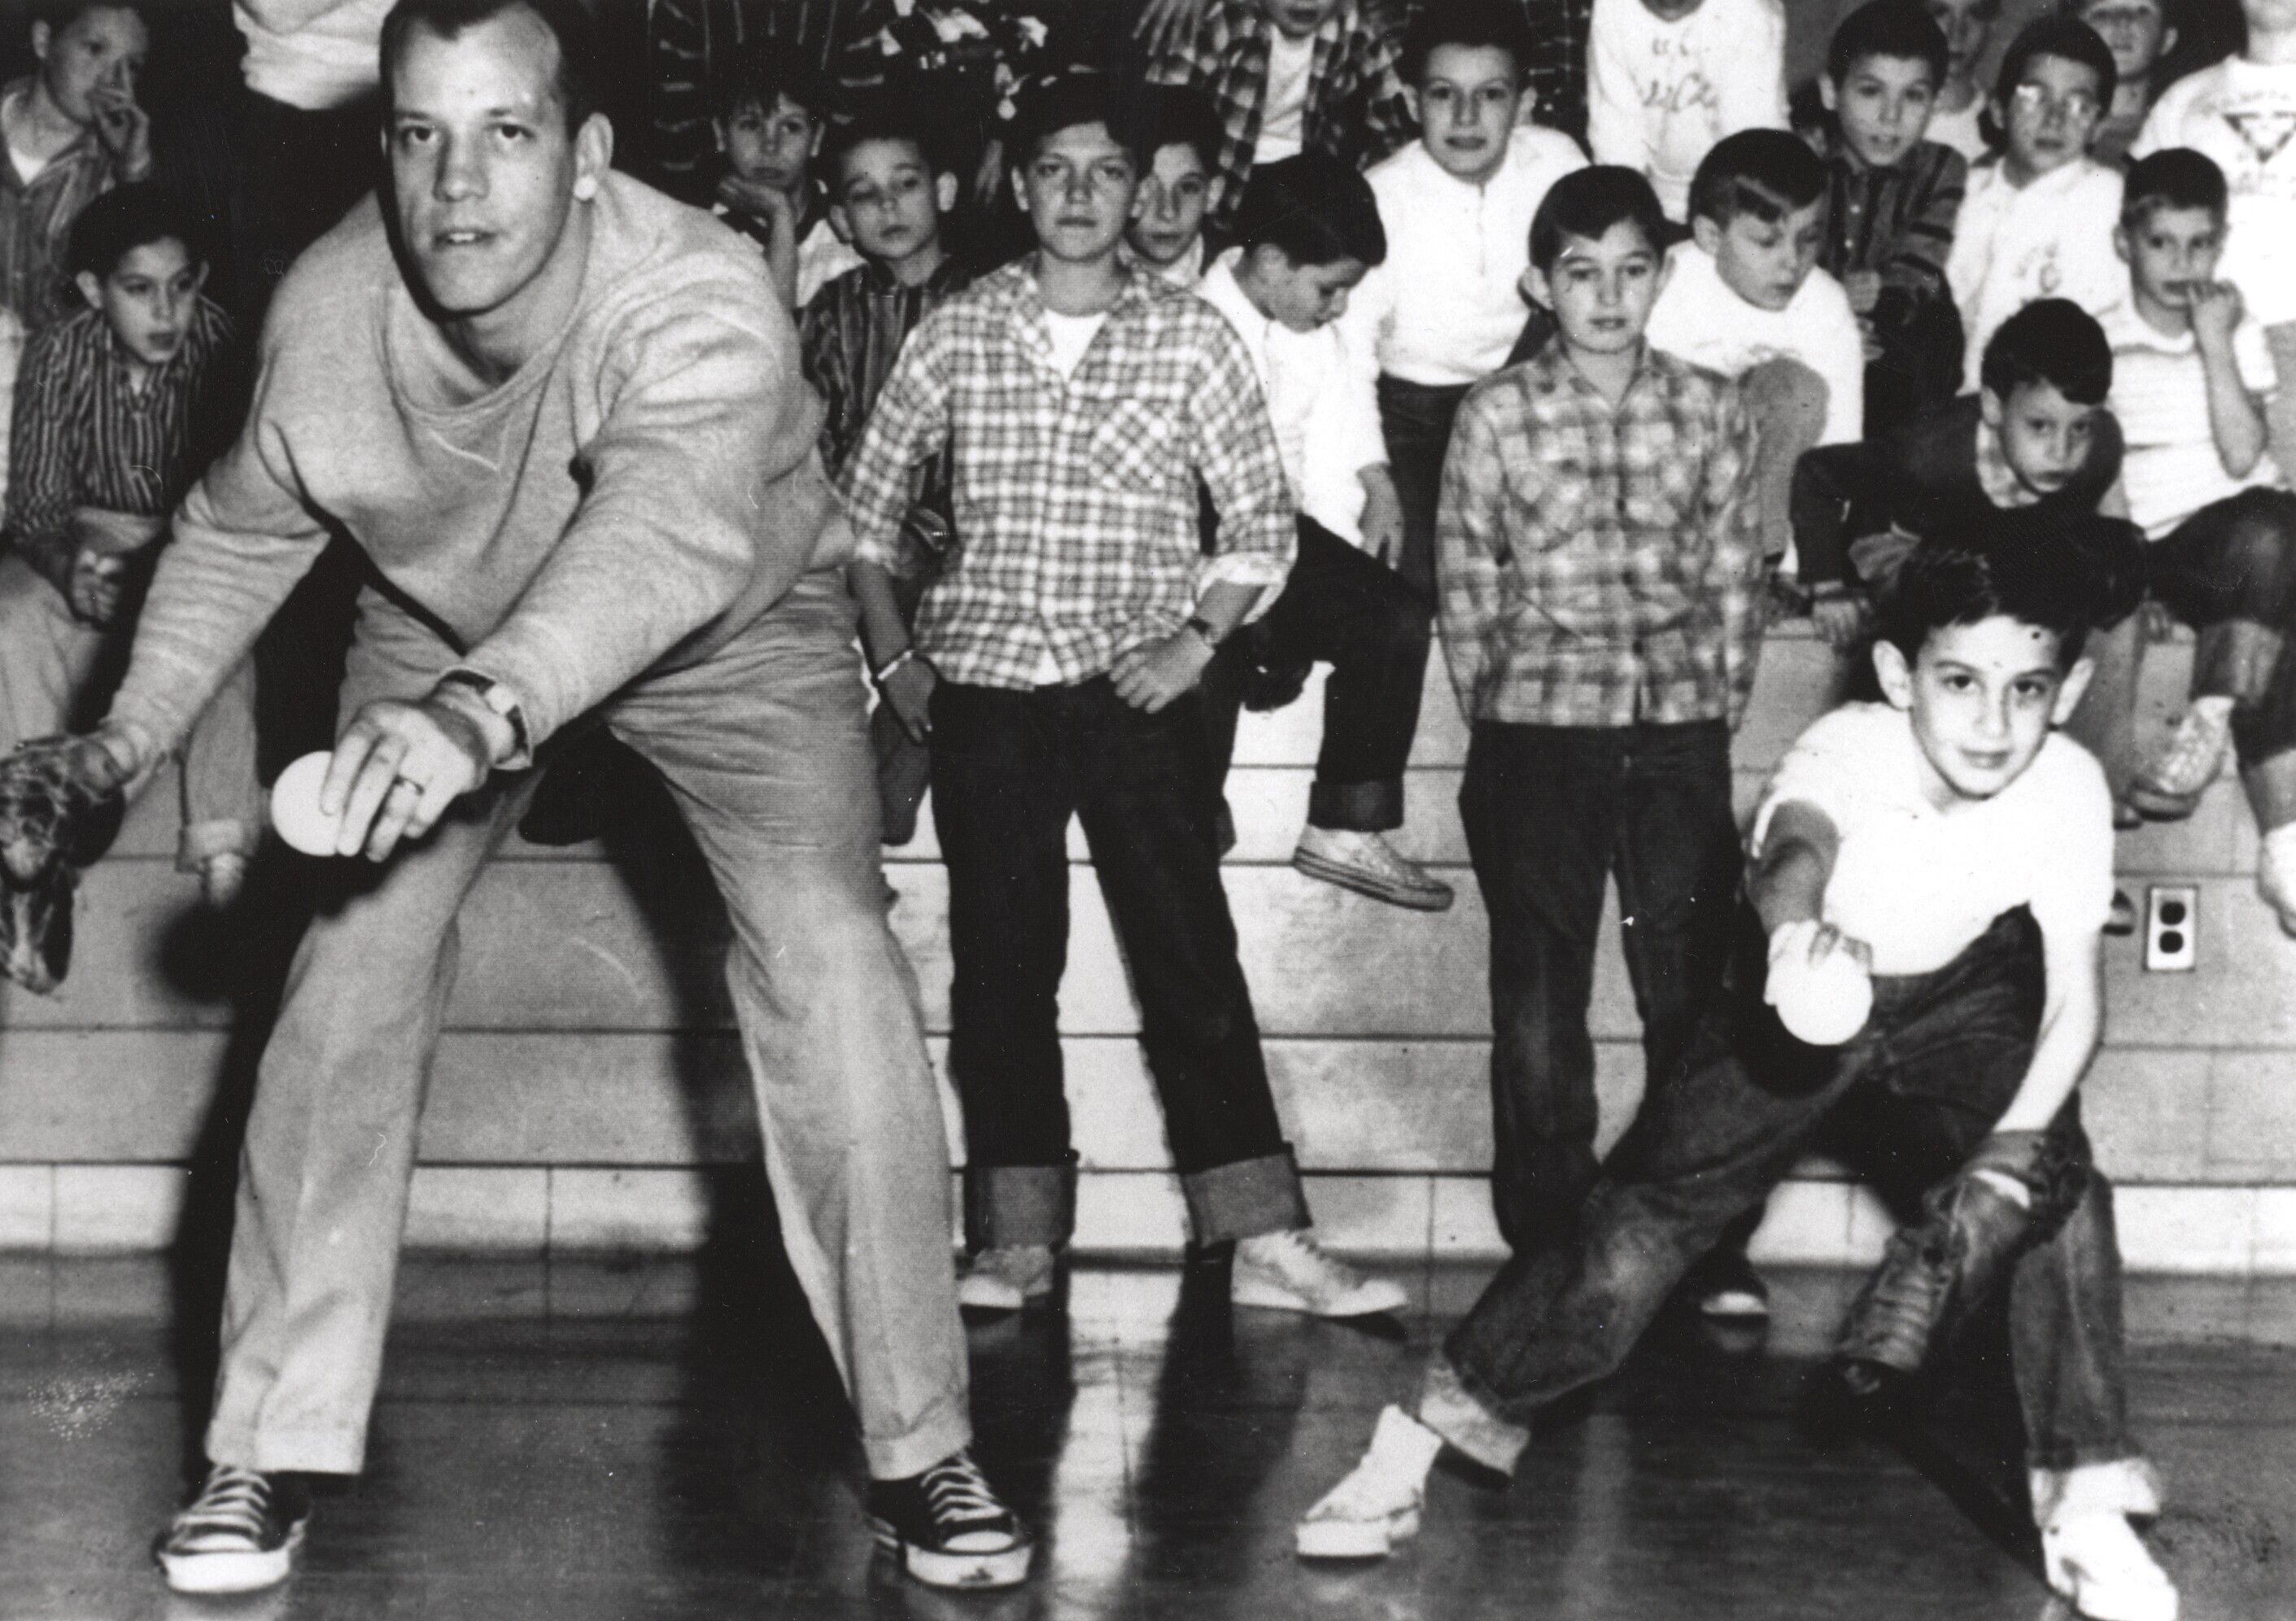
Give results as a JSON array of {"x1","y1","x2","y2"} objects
[{"x1": 1367, "y1": 1405, "x2": 1445, "y2": 1487}]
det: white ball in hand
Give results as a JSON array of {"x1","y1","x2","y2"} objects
[
  {"x1": 1768, "y1": 946, "x2": 1874, "y2": 1046},
  {"x1": 270, "y1": 752, "x2": 345, "y2": 857}
]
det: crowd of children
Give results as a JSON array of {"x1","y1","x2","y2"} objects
[{"x1": 9, "y1": 0, "x2": 2296, "y2": 1610}]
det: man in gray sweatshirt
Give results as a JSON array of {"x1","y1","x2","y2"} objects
[{"x1": 67, "y1": 0, "x2": 1030, "y2": 1595}]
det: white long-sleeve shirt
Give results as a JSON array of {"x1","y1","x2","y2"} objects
[
  {"x1": 1336, "y1": 126, "x2": 1587, "y2": 390},
  {"x1": 1587, "y1": 0, "x2": 1787, "y2": 221},
  {"x1": 1645, "y1": 241, "x2": 1865, "y2": 447},
  {"x1": 1197, "y1": 249, "x2": 1386, "y2": 547},
  {"x1": 1946, "y1": 156, "x2": 2126, "y2": 393}
]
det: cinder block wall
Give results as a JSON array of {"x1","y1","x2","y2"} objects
[{"x1": 0, "y1": 619, "x2": 2289, "y2": 1272}]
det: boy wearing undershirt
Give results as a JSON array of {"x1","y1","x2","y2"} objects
[
  {"x1": 840, "y1": 75, "x2": 1408, "y2": 1324},
  {"x1": 0, "y1": 0, "x2": 151, "y2": 328},
  {"x1": 1299, "y1": 533, "x2": 2176, "y2": 1621},
  {"x1": 1145, "y1": 0, "x2": 1416, "y2": 234}
]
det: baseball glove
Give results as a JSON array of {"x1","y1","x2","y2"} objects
[{"x1": 0, "y1": 735, "x2": 130, "y2": 994}]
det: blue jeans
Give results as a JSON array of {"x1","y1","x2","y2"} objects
[
  {"x1": 1434, "y1": 907, "x2": 2145, "y2": 1501},
  {"x1": 1460, "y1": 719, "x2": 1744, "y2": 1252}
]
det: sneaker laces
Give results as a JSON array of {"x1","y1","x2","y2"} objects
[
  {"x1": 177, "y1": 1466, "x2": 272, "y2": 1541},
  {"x1": 919, "y1": 1453, "x2": 1006, "y2": 1528},
  {"x1": 1251, "y1": 1228, "x2": 1362, "y2": 1290},
  {"x1": 2145, "y1": 701, "x2": 2233, "y2": 789}
]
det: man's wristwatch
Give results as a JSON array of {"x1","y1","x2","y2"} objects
[
  {"x1": 1184, "y1": 614, "x2": 1225, "y2": 650},
  {"x1": 433, "y1": 670, "x2": 530, "y2": 768}
]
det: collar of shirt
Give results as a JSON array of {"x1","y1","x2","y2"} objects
[
  {"x1": 0, "y1": 78, "x2": 102, "y2": 191},
  {"x1": 1974, "y1": 414, "x2": 2041, "y2": 509},
  {"x1": 1120, "y1": 234, "x2": 1206, "y2": 289},
  {"x1": 1522, "y1": 334, "x2": 1668, "y2": 412},
  {"x1": 992, "y1": 255, "x2": 1159, "y2": 377},
  {"x1": 852, "y1": 251, "x2": 967, "y2": 299}
]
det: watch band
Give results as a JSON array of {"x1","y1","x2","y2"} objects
[
  {"x1": 435, "y1": 670, "x2": 530, "y2": 767},
  {"x1": 1185, "y1": 614, "x2": 1224, "y2": 649}
]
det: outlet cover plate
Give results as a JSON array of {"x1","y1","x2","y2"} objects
[{"x1": 2145, "y1": 885, "x2": 2198, "y2": 972}]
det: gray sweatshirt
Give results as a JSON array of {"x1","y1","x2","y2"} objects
[{"x1": 111, "y1": 171, "x2": 838, "y2": 756}]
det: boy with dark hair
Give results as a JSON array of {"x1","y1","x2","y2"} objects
[
  {"x1": 0, "y1": 0, "x2": 153, "y2": 328},
  {"x1": 1431, "y1": 164, "x2": 1765, "y2": 1304},
  {"x1": 1587, "y1": 0, "x2": 1788, "y2": 221},
  {"x1": 1194, "y1": 153, "x2": 1448, "y2": 909},
  {"x1": 1816, "y1": 0, "x2": 1969, "y2": 434},
  {"x1": 710, "y1": 43, "x2": 860, "y2": 308},
  {"x1": 1334, "y1": 0, "x2": 1585, "y2": 894},
  {"x1": 840, "y1": 74, "x2": 1408, "y2": 1322},
  {"x1": 2102, "y1": 148, "x2": 2296, "y2": 927},
  {"x1": 1647, "y1": 129, "x2": 1865, "y2": 565},
  {"x1": 1299, "y1": 530, "x2": 2178, "y2": 1621},
  {"x1": 0, "y1": 180, "x2": 255, "y2": 905},
  {"x1": 805, "y1": 106, "x2": 970, "y2": 849},
  {"x1": 2076, "y1": 0, "x2": 2180, "y2": 163},
  {"x1": 1920, "y1": 0, "x2": 1998, "y2": 159},
  {"x1": 1946, "y1": 16, "x2": 2126, "y2": 394},
  {"x1": 1143, "y1": 0, "x2": 1417, "y2": 234},
  {"x1": 1123, "y1": 85, "x2": 1223, "y2": 287}
]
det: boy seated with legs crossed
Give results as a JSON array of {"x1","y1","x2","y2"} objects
[
  {"x1": 1434, "y1": 166, "x2": 1770, "y2": 1310},
  {"x1": 2103, "y1": 148, "x2": 2296, "y2": 930},
  {"x1": 1646, "y1": 129, "x2": 1866, "y2": 567},
  {"x1": 1815, "y1": 0, "x2": 1969, "y2": 436},
  {"x1": 840, "y1": 74, "x2": 1408, "y2": 1322},
  {"x1": 1193, "y1": 153, "x2": 1447, "y2": 910},
  {"x1": 806, "y1": 104, "x2": 971, "y2": 849},
  {"x1": 0, "y1": 181, "x2": 257, "y2": 907},
  {"x1": 1298, "y1": 532, "x2": 2177, "y2": 1621},
  {"x1": 1121, "y1": 86, "x2": 1221, "y2": 290}
]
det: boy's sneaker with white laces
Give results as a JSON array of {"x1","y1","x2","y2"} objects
[
  {"x1": 1293, "y1": 827, "x2": 1455, "y2": 911},
  {"x1": 1296, "y1": 1405, "x2": 1446, "y2": 1560},
  {"x1": 2041, "y1": 1513, "x2": 2180, "y2": 1621},
  {"x1": 157, "y1": 1465, "x2": 311, "y2": 1594},
  {"x1": 2129, "y1": 696, "x2": 2234, "y2": 821},
  {"x1": 955, "y1": 1244, "x2": 1056, "y2": 1313},
  {"x1": 1231, "y1": 1228, "x2": 1408, "y2": 1317},
  {"x1": 866, "y1": 1448, "x2": 1034, "y2": 1589}
]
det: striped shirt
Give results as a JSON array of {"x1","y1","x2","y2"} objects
[
  {"x1": 840, "y1": 257, "x2": 1295, "y2": 691},
  {"x1": 2104, "y1": 300, "x2": 2282, "y2": 540},
  {"x1": 3, "y1": 299, "x2": 238, "y2": 588},
  {"x1": 0, "y1": 81, "x2": 129, "y2": 329},
  {"x1": 1146, "y1": 0, "x2": 1416, "y2": 229},
  {"x1": 1436, "y1": 342, "x2": 1764, "y2": 728},
  {"x1": 1821, "y1": 139, "x2": 1966, "y2": 310}
]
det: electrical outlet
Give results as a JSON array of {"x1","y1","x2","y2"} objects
[{"x1": 2145, "y1": 885, "x2": 2198, "y2": 972}]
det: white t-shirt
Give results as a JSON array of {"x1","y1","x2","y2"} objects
[
  {"x1": 1338, "y1": 125, "x2": 1588, "y2": 387},
  {"x1": 1924, "y1": 98, "x2": 1988, "y2": 164},
  {"x1": 2104, "y1": 299, "x2": 2283, "y2": 538},
  {"x1": 1041, "y1": 308, "x2": 1110, "y2": 378},
  {"x1": 1946, "y1": 156, "x2": 2127, "y2": 393},
  {"x1": 1256, "y1": 31, "x2": 1316, "y2": 164},
  {"x1": 2134, "y1": 58, "x2": 2296, "y2": 327},
  {"x1": 1198, "y1": 250, "x2": 1387, "y2": 545},
  {"x1": 1753, "y1": 703, "x2": 2115, "y2": 976},
  {"x1": 1586, "y1": 0, "x2": 1789, "y2": 220},
  {"x1": 1644, "y1": 241, "x2": 1866, "y2": 447},
  {"x1": 234, "y1": 0, "x2": 395, "y2": 110}
]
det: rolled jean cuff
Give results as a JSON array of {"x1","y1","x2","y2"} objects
[
  {"x1": 2029, "y1": 1457, "x2": 2163, "y2": 1531},
  {"x1": 963, "y1": 1161, "x2": 1075, "y2": 1252},
  {"x1": 1181, "y1": 1148, "x2": 1309, "y2": 1244},
  {"x1": 1307, "y1": 778, "x2": 1403, "y2": 832},
  {"x1": 1416, "y1": 1355, "x2": 1530, "y2": 1477},
  {"x1": 177, "y1": 817, "x2": 260, "y2": 870}
]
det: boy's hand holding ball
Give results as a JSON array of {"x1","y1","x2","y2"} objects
[{"x1": 1765, "y1": 917, "x2": 1875, "y2": 1046}]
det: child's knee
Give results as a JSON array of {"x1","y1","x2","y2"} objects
[{"x1": 1740, "y1": 356, "x2": 1831, "y2": 454}]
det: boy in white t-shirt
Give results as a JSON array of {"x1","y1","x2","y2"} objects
[
  {"x1": 2103, "y1": 150, "x2": 2296, "y2": 930},
  {"x1": 1647, "y1": 129, "x2": 1865, "y2": 563},
  {"x1": 1946, "y1": 17, "x2": 2128, "y2": 394},
  {"x1": 1586, "y1": 0, "x2": 1788, "y2": 219},
  {"x1": 2132, "y1": 0, "x2": 2296, "y2": 482},
  {"x1": 1921, "y1": 0, "x2": 2000, "y2": 160},
  {"x1": 1294, "y1": 532, "x2": 2176, "y2": 1621}
]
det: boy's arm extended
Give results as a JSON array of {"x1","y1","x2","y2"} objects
[
  {"x1": 1434, "y1": 392, "x2": 1507, "y2": 714},
  {"x1": 840, "y1": 314, "x2": 956, "y2": 572},
  {"x1": 1748, "y1": 798, "x2": 1839, "y2": 933},
  {"x1": 2192, "y1": 284, "x2": 2269, "y2": 480}
]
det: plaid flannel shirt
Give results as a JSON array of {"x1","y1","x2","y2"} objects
[
  {"x1": 1437, "y1": 343, "x2": 1764, "y2": 728},
  {"x1": 840, "y1": 258, "x2": 1294, "y2": 690},
  {"x1": 1146, "y1": 0, "x2": 1416, "y2": 229},
  {"x1": 1822, "y1": 140, "x2": 1966, "y2": 321}
]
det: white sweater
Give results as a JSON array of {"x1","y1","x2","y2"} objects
[{"x1": 1587, "y1": 0, "x2": 1788, "y2": 220}]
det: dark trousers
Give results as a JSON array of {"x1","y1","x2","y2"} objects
[
  {"x1": 2148, "y1": 487, "x2": 2296, "y2": 767},
  {"x1": 1460, "y1": 719, "x2": 1744, "y2": 1252},
  {"x1": 1376, "y1": 375, "x2": 1472, "y2": 603},
  {"x1": 1443, "y1": 907, "x2": 2138, "y2": 1481},
  {"x1": 1863, "y1": 295, "x2": 1964, "y2": 439},
  {"x1": 930, "y1": 677, "x2": 1308, "y2": 1250},
  {"x1": 1197, "y1": 518, "x2": 1434, "y2": 833}
]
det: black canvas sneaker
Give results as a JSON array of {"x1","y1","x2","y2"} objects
[
  {"x1": 866, "y1": 1448, "x2": 1034, "y2": 1589},
  {"x1": 157, "y1": 1465, "x2": 311, "y2": 1594}
]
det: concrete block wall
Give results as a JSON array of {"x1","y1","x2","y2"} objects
[{"x1": 0, "y1": 617, "x2": 2290, "y2": 1271}]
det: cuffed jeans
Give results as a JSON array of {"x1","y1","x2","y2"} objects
[
  {"x1": 1460, "y1": 719, "x2": 1744, "y2": 1252},
  {"x1": 1427, "y1": 907, "x2": 2147, "y2": 1519},
  {"x1": 1197, "y1": 518, "x2": 1434, "y2": 832},
  {"x1": 203, "y1": 572, "x2": 972, "y2": 1483},
  {"x1": 930, "y1": 676, "x2": 1311, "y2": 1251},
  {"x1": 0, "y1": 552, "x2": 260, "y2": 867}
]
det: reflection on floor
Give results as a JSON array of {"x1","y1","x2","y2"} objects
[{"x1": 3, "y1": 1245, "x2": 2293, "y2": 1620}]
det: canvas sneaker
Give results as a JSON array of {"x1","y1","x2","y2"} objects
[
  {"x1": 2042, "y1": 1514, "x2": 2179, "y2": 1621},
  {"x1": 2129, "y1": 697, "x2": 2234, "y2": 821},
  {"x1": 866, "y1": 1448, "x2": 1034, "y2": 1589},
  {"x1": 158, "y1": 1466, "x2": 310, "y2": 1595},
  {"x1": 1296, "y1": 1405, "x2": 1445, "y2": 1560},
  {"x1": 1293, "y1": 828, "x2": 1454, "y2": 911},
  {"x1": 1232, "y1": 1229, "x2": 1408, "y2": 1318},
  {"x1": 955, "y1": 1245, "x2": 1057, "y2": 1313}
]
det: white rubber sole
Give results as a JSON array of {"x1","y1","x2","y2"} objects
[
  {"x1": 158, "y1": 1523, "x2": 303, "y2": 1595},
  {"x1": 1231, "y1": 1274, "x2": 1409, "y2": 1319},
  {"x1": 1296, "y1": 1505, "x2": 1421, "y2": 1561},
  {"x1": 871, "y1": 1520, "x2": 1034, "y2": 1589},
  {"x1": 1291, "y1": 850, "x2": 1454, "y2": 912}
]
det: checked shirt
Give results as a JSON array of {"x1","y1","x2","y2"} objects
[
  {"x1": 840, "y1": 257, "x2": 1294, "y2": 692},
  {"x1": 1436, "y1": 343, "x2": 1764, "y2": 729}
]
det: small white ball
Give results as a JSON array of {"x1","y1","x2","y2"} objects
[
  {"x1": 270, "y1": 752, "x2": 345, "y2": 856},
  {"x1": 1770, "y1": 949, "x2": 1874, "y2": 1046}
]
